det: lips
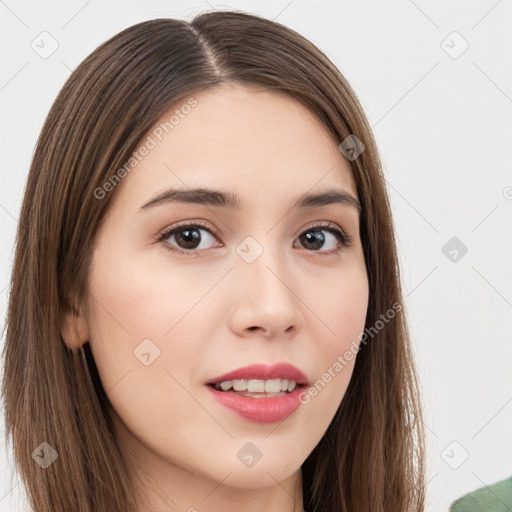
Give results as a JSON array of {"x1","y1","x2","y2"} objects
[
  {"x1": 205, "y1": 384, "x2": 306, "y2": 423},
  {"x1": 204, "y1": 363, "x2": 309, "y2": 423},
  {"x1": 205, "y1": 362, "x2": 309, "y2": 386}
]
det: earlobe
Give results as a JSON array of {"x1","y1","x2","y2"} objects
[{"x1": 60, "y1": 306, "x2": 90, "y2": 350}]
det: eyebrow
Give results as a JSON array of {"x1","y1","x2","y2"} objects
[{"x1": 139, "y1": 187, "x2": 362, "y2": 213}]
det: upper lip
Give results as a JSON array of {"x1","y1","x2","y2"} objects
[{"x1": 205, "y1": 363, "x2": 309, "y2": 386}]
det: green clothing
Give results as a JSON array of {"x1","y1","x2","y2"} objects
[{"x1": 450, "y1": 475, "x2": 512, "y2": 512}]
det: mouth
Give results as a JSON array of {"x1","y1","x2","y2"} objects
[
  {"x1": 204, "y1": 362, "x2": 309, "y2": 399},
  {"x1": 204, "y1": 371, "x2": 309, "y2": 423},
  {"x1": 207, "y1": 378, "x2": 308, "y2": 398}
]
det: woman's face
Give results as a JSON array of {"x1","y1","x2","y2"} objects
[{"x1": 70, "y1": 83, "x2": 368, "y2": 507}]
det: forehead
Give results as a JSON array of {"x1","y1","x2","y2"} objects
[{"x1": 112, "y1": 82, "x2": 358, "y2": 212}]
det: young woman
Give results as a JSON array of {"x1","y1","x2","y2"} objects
[{"x1": 1, "y1": 10, "x2": 425, "y2": 512}]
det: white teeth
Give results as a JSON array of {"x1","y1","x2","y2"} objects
[
  {"x1": 265, "y1": 379, "x2": 284, "y2": 393},
  {"x1": 247, "y1": 379, "x2": 265, "y2": 392},
  {"x1": 219, "y1": 381, "x2": 233, "y2": 391},
  {"x1": 233, "y1": 379, "x2": 247, "y2": 391},
  {"x1": 215, "y1": 378, "x2": 298, "y2": 393}
]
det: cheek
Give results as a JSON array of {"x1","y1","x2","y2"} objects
[
  {"x1": 300, "y1": 263, "x2": 368, "y2": 409},
  {"x1": 84, "y1": 250, "x2": 218, "y2": 442},
  {"x1": 88, "y1": 239, "x2": 214, "y2": 335},
  {"x1": 311, "y1": 263, "x2": 369, "y2": 352},
  {"x1": 85, "y1": 246, "x2": 226, "y2": 390}
]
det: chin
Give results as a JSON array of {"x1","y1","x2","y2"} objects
[{"x1": 212, "y1": 462, "x2": 299, "y2": 489}]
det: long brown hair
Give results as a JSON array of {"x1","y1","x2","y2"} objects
[{"x1": 1, "y1": 10, "x2": 425, "y2": 512}]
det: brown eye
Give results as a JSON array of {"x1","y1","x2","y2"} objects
[
  {"x1": 295, "y1": 224, "x2": 353, "y2": 254},
  {"x1": 158, "y1": 223, "x2": 220, "y2": 254},
  {"x1": 170, "y1": 227, "x2": 202, "y2": 249}
]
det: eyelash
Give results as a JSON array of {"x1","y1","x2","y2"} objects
[{"x1": 156, "y1": 220, "x2": 354, "y2": 257}]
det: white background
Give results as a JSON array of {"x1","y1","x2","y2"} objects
[{"x1": 1, "y1": 1, "x2": 511, "y2": 511}]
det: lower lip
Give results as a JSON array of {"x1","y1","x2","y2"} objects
[{"x1": 205, "y1": 385, "x2": 306, "y2": 423}]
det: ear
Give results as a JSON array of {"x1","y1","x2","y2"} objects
[{"x1": 60, "y1": 302, "x2": 90, "y2": 351}]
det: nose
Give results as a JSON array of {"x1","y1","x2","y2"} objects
[{"x1": 229, "y1": 244, "x2": 304, "y2": 339}]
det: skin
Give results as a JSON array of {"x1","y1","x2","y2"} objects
[{"x1": 62, "y1": 83, "x2": 369, "y2": 512}]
